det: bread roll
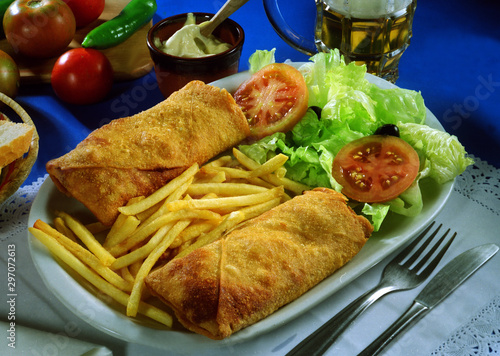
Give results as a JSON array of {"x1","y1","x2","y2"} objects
[{"x1": 0, "y1": 120, "x2": 34, "y2": 168}]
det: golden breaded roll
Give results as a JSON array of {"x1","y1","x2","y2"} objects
[
  {"x1": 146, "y1": 188, "x2": 373, "y2": 339},
  {"x1": 46, "y1": 81, "x2": 250, "y2": 225}
]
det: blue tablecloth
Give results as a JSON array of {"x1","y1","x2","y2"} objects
[{"x1": 19, "y1": 0, "x2": 500, "y2": 186}]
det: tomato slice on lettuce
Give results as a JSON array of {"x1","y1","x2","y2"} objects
[
  {"x1": 332, "y1": 135, "x2": 420, "y2": 203},
  {"x1": 234, "y1": 63, "x2": 309, "y2": 139}
]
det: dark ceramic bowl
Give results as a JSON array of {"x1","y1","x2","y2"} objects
[{"x1": 147, "y1": 13, "x2": 245, "y2": 98}]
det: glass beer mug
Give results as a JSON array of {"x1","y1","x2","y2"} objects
[{"x1": 264, "y1": 0, "x2": 417, "y2": 83}]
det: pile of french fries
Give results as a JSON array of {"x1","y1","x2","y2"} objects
[{"x1": 29, "y1": 148, "x2": 309, "y2": 327}]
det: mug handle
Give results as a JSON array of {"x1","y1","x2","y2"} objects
[{"x1": 263, "y1": 0, "x2": 319, "y2": 55}]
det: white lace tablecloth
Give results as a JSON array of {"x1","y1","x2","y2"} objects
[{"x1": 0, "y1": 157, "x2": 499, "y2": 356}]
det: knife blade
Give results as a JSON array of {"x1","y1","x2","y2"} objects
[{"x1": 358, "y1": 243, "x2": 499, "y2": 356}]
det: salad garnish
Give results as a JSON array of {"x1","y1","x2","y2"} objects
[{"x1": 238, "y1": 49, "x2": 474, "y2": 230}]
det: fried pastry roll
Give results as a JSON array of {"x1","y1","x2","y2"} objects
[
  {"x1": 145, "y1": 188, "x2": 373, "y2": 339},
  {"x1": 46, "y1": 81, "x2": 250, "y2": 225}
]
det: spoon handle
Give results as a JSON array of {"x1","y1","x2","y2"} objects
[{"x1": 200, "y1": 0, "x2": 250, "y2": 37}]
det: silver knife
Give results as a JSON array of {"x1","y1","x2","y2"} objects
[{"x1": 358, "y1": 243, "x2": 499, "y2": 356}]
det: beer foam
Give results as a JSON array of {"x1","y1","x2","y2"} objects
[{"x1": 325, "y1": 0, "x2": 413, "y2": 18}]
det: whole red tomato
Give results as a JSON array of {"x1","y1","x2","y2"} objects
[
  {"x1": 62, "y1": 0, "x2": 104, "y2": 28},
  {"x1": 0, "y1": 50, "x2": 20, "y2": 98},
  {"x1": 51, "y1": 48, "x2": 113, "y2": 105},
  {"x1": 3, "y1": 0, "x2": 76, "y2": 59}
]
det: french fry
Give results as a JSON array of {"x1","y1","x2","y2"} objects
[
  {"x1": 118, "y1": 163, "x2": 199, "y2": 216},
  {"x1": 104, "y1": 215, "x2": 140, "y2": 248},
  {"x1": 166, "y1": 186, "x2": 284, "y2": 212},
  {"x1": 201, "y1": 192, "x2": 218, "y2": 200},
  {"x1": 186, "y1": 182, "x2": 268, "y2": 196},
  {"x1": 246, "y1": 176, "x2": 276, "y2": 190},
  {"x1": 85, "y1": 222, "x2": 109, "y2": 235},
  {"x1": 203, "y1": 155, "x2": 233, "y2": 168},
  {"x1": 121, "y1": 267, "x2": 135, "y2": 284},
  {"x1": 137, "y1": 178, "x2": 193, "y2": 228},
  {"x1": 262, "y1": 173, "x2": 310, "y2": 195},
  {"x1": 34, "y1": 220, "x2": 132, "y2": 292},
  {"x1": 111, "y1": 223, "x2": 173, "y2": 270},
  {"x1": 106, "y1": 214, "x2": 128, "y2": 243},
  {"x1": 53, "y1": 217, "x2": 77, "y2": 242},
  {"x1": 232, "y1": 147, "x2": 260, "y2": 170},
  {"x1": 274, "y1": 166, "x2": 287, "y2": 179},
  {"x1": 105, "y1": 197, "x2": 144, "y2": 245},
  {"x1": 175, "y1": 211, "x2": 245, "y2": 260},
  {"x1": 166, "y1": 193, "x2": 222, "y2": 249},
  {"x1": 57, "y1": 212, "x2": 116, "y2": 267},
  {"x1": 203, "y1": 166, "x2": 252, "y2": 179},
  {"x1": 193, "y1": 170, "x2": 226, "y2": 184},
  {"x1": 134, "y1": 200, "x2": 163, "y2": 223},
  {"x1": 249, "y1": 153, "x2": 289, "y2": 177},
  {"x1": 29, "y1": 227, "x2": 173, "y2": 327},
  {"x1": 129, "y1": 259, "x2": 142, "y2": 278},
  {"x1": 127, "y1": 220, "x2": 191, "y2": 317},
  {"x1": 238, "y1": 197, "x2": 281, "y2": 221},
  {"x1": 169, "y1": 222, "x2": 216, "y2": 249},
  {"x1": 233, "y1": 148, "x2": 309, "y2": 195},
  {"x1": 108, "y1": 209, "x2": 221, "y2": 257}
]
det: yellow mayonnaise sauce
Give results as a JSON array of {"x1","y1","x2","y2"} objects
[{"x1": 155, "y1": 13, "x2": 232, "y2": 58}]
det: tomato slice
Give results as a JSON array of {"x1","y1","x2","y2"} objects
[
  {"x1": 233, "y1": 63, "x2": 309, "y2": 139},
  {"x1": 332, "y1": 135, "x2": 420, "y2": 203}
]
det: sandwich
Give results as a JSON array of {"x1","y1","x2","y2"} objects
[
  {"x1": 145, "y1": 188, "x2": 373, "y2": 339},
  {"x1": 46, "y1": 81, "x2": 250, "y2": 225}
]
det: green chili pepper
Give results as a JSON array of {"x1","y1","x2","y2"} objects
[
  {"x1": 0, "y1": 0, "x2": 15, "y2": 36},
  {"x1": 82, "y1": 0, "x2": 157, "y2": 49}
]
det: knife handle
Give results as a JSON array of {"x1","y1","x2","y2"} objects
[
  {"x1": 358, "y1": 301, "x2": 429, "y2": 356},
  {"x1": 286, "y1": 284, "x2": 397, "y2": 356}
]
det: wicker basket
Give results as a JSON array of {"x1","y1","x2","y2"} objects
[{"x1": 0, "y1": 92, "x2": 39, "y2": 205}]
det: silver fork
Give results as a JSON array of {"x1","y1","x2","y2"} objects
[{"x1": 286, "y1": 221, "x2": 456, "y2": 356}]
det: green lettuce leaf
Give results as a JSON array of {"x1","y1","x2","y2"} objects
[
  {"x1": 248, "y1": 49, "x2": 276, "y2": 74},
  {"x1": 362, "y1": 203, "x2": 391, "y2": 232},
  {"x1": 399, "y1": 123, "x2": 474, "y2": 184}
]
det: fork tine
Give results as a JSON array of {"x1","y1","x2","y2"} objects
[
  {"x1": 401, "y1": 223, "x2": 442, "y2": 267},
  {"x1": 416, "y1": 231, "x2": 457, "y2": 278},
  {"x1": 411, "y1": 227, "x2": 450, "y2": 271},
  {"x1": 404, "y1": 224, "x2": 446, "y2": 268},
  {"x1": 393, "y1": 221, "x2": 436, "y2": 264}
]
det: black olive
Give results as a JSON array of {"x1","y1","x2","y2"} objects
[
  {"x1": 309, "y1": 106, "x2": 322, "y2": 119},
  {"x1": 374, "y1": 124, "x2": 400, "y2": 137}
]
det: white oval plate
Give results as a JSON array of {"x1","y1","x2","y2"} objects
[{"x1": 28, "y1": 66, "x2": 454, "y2": 353}]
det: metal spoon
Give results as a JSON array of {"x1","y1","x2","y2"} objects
[{"x1": 199, "y1": 0, "x2": 250, "y2": 37}]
